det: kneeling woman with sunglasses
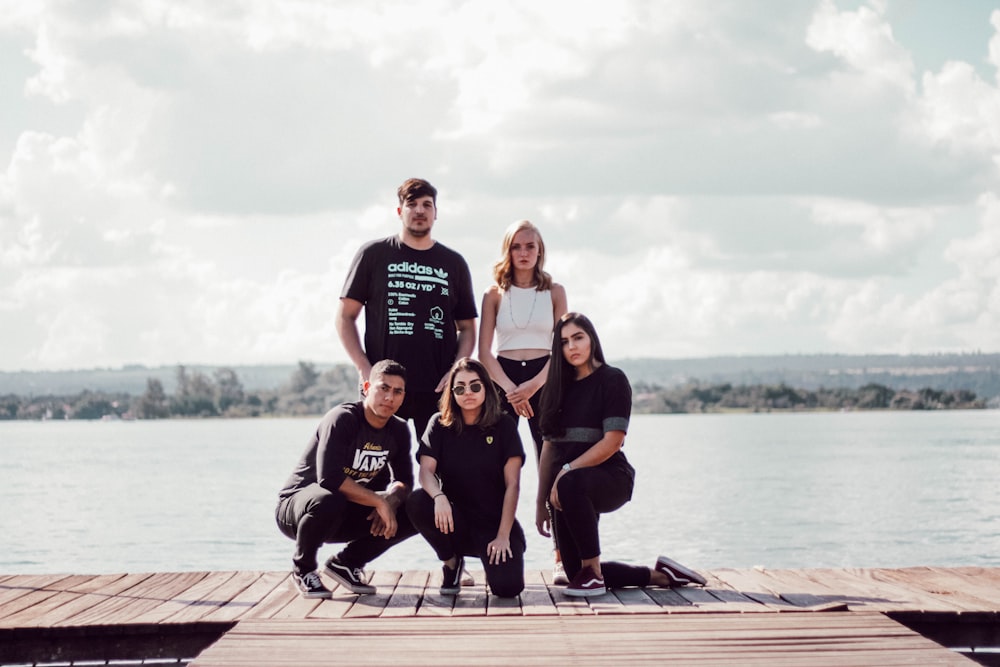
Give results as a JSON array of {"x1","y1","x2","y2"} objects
[{"x1": 406, "y1": 357, "x2": 526, "y2": 597}]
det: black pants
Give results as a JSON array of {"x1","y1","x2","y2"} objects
[
  {"x1": 496, "y1": 355, "x2": 548, "y2": 460},
  {"x1": 406, "y1": 488, "x2": 525, "y2": 597},
  {"x1": 275, "y1": 483, "x2": 416, "y2": 575},
  {"x1": 553, "y1": 465, "x2": 650, "y2": 589}
]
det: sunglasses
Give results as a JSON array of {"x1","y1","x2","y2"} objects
[{"x1": 452, "y1": 381, "x2": 484, "y2": 396}]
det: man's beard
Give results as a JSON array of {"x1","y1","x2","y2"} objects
[{"x1": 406, "y1": 223, "x2": 430, "y2": 237}]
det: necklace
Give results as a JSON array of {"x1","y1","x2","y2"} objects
[{"x1": 507, "y1": 286, "x2": 538, "y2": 330}]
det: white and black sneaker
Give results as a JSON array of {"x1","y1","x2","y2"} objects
[
  {"x1": 440, "y1": 557, "x2": 465, "y2": 595},
  {"x1": 654, "y1": 555, "x2": 707, "y2": 587},
  {"x1": 325, "y1": 556, "x2": 376, "y2": 594},
  {"x1": 290, "y1": 571, "x2": 332, "y2": 599}
]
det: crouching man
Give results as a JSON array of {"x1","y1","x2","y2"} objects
[{"x1": 276, "y1": 359, "x2": 415, "y2": 597}]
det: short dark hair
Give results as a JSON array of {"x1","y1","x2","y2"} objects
[
  {"x1": 370, "y1": 359, "x2": 406, "y2": 384},
  {"x1": 397, "y1": 178, "x2": 437, "y2": 206}
]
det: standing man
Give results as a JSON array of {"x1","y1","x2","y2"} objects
[
  {"x1": 337, "y1": 178, "x2": 478, "y2": 439},
  {"x1": 276, "y1": 359, "x2": 415, "y2": 598}
]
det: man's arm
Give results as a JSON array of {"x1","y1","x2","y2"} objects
[
  {"x1": 336, "y1": 297, "x2": 373, "y2": 382},
  {"x1": 338, "y1": 477, "x2": 399, "y2": 538},
  {"x1": 435, "y1": 317, "x2": 477, "y2": 392}
]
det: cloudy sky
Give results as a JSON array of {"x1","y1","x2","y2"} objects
[{"x1": 1, "y1": 0, "x2": 999, "y2": 372}]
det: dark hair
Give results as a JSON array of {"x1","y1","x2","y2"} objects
[
  {"x1": 438, "y1": 357, "x2": 503, "y2": 433},
  {"x1": 539, "y1": 312, "x2": 606, "y2": 437},
  {"x1": 397, "y1": 178, "x2": 437, "y2": 206},
  {"x1": 370, "y1": 358, "x2": 407, "y2": 383}
]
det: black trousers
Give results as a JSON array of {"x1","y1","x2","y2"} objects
[
  {"x1": 276, "y1": 483, "x2": 416, "y2": 575},
  {"x1": 406, "y1": 488, "x2": 525, "y2": 597},
  {"x1": 496, "y1": 355, "x2": 548, "y2": 460},
  {"x1": 553, "y1": 465, "x2": 650, "y2": 589}
]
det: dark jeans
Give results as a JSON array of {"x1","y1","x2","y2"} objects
[
  {"x1": 406, "y1": 488, "x2": 525, "y2": 597},
  {"x1": 553, "y1": 465, "x2": 650, "y2": 589},
  {"x1": 496, "y1": 355, "x2": 548, "y2": 461},
  {"x1": 275, "y1": 483, "x2": 416, "y2": 575}
]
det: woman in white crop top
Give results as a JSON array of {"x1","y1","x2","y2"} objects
[
  {"x1": 479, "y1": 220, "x2": 569, "y2": 581},
  {"x1": 479, "y1": 220, "x2": 568, "y2": 457}
]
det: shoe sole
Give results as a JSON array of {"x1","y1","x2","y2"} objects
[
  {"x1": 439, "y1": 586, "x2": 461, "y2": 595},
  {"x1": 563, "y1": 586, "x2": 607, "y2": 598},
  {"x1": 324, "y1": 564, "x2": 377, "y2": 595},
  {"x1": 656, "y1": 556, "x2": 707, "y2": 586}
]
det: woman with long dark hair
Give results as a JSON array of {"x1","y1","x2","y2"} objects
[
  {"x1": 406, "y1": 358, "x2": 526, "y2": 597},
  {"x1": 536, "y1": 313, "x2": 706, "y2": 596}
]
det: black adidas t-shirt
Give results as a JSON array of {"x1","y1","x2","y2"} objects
[{"x1": 341, "y1": 237, "x2": 478, "y2": 392}]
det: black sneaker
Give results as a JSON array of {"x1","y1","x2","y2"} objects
[
  {"x1": 564, "y1": 565, "x2": 606, "y2": 597},
  {"x1": 654, "y1": 555, "x2": 707, "y2": 587},
  {"x1": 324, "y1": 556, "x2": 376, "y2": 594},
  {"x1": 290, "y1": 571, "x2": 332, "y2": 599},
  {"x1": 440, "y1": 557, "x2": 465, "y2": 595}
]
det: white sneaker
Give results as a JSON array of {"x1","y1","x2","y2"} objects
[{"x1": 552, "y1": 561, "x2": 569, "y2": 586}]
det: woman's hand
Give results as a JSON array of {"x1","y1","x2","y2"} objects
[
  {"x1": 506, "y1": 382, "x2": 538, "y2": 418},
  {"x1": 535, "y1": 499, "x2": 551, "y2": 538},
  {"x1": 548, "y1": 467, "x2": 568, "y2": 511},
  {"x1": 433, "y1": 494, "x2": 454, "y2": 534},
  {"x1": 486, "y1": 536, "x2": 512, "y2": 564}
]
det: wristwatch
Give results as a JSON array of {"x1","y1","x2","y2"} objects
[{"x1": 562, "y1": 463, "x2": 572, "y2": 472}]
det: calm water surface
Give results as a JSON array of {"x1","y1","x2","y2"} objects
[{"x1": 2, "y1": 410, "x2": 997, "y2": 574}]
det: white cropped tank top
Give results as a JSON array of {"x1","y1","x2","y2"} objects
[{"x1": 495, "y1": 286, "x2": 554, "y2": 353}]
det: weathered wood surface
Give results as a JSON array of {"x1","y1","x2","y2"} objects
[
  {"x1": 189, "y1": 614, "x2": 974, "y2": 667},
  {"x1": 2, "y1": 567, "x2": 999, "y2": 627}
]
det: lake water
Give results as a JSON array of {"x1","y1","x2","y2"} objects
[{"x1": 2, "y1": 410, "x2": 998, "y2": 575}]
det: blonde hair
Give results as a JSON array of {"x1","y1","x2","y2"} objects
[{"x1": 492, "y1": 220, "x2": 553, "y2": 291}]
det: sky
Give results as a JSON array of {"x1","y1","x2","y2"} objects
[{"x1": 1, "y1": 0, "x2": 999, "y2": 372}]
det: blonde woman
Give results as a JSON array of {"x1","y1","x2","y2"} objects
[{"x1": 479, "y1": 219, "x2": 568, "y2": 582}]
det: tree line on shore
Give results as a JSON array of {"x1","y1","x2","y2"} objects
[{"x1": 0, "y1": 362, "x2": 989, "y2": 421}]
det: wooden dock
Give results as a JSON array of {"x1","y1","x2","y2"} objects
[{"x1": 2, "y1": 567, "x2": 999, "y2": 665}]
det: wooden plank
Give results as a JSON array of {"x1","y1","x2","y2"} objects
[
  {"x1": 0, "y1": 574, "x2": 75, "y2": 615},
  {"x1": 875, "y1": 566, "x2": 1000, "y2": 609},
  {"x1": 239, "y1": 573, "x2": 298, "y2": 620},
  {"x1": 12, "y1": 574, "x2": 148, "y2": 627},
  {"x1": 519, "y1": 569, "x2": 557, "y2": 616},
  {"x1": 609, "y1": 587, "x2": 663, "y2": 613},
  {"x1": 642, "y1": 585, "x2": 695, "y2": 611},
  {"x1": 415, "y1": 565, "x2": 455, "y2": 617},
  {"x1": 189, "y1": 612, "x2": 973, "y2": 666},
  {"x1": 379, "y1": 570, "x2": 426, "y2": 618},
  {"x1": 55, "y1": 572, "x2": 209, "y2": 626},
  {"x1": 341, "y1": 570, "x2": 401, "y2": 619},
  {"x1": 202, "y1": 571, "x2": 286, "y2": 623},
  {"x1": 710, "y1": 567, "x2": 807, "y2": 610},
  {"x1": 817, "y1": 568, "x2": 972, "y2": 613},
  {"x1": 0, "y1": 575, "x2": 97, "y2": 623},
  {"x1": 485, "y1": 593, "x2": 521, "y2": 617},
  {"x1": 755, "y1": 568, "x2": 875, "y2": 610},
  {"x1": 129, "y1": 571, "x2": 242, "y2": 624}
]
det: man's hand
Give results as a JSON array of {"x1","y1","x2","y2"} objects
[{"x1": 367, "y1": 497, "x2": 398, "y2": 538}]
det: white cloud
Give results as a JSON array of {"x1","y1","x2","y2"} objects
[{"x1": 1, "y1": 0, "x2": 999, "y2": 371}]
